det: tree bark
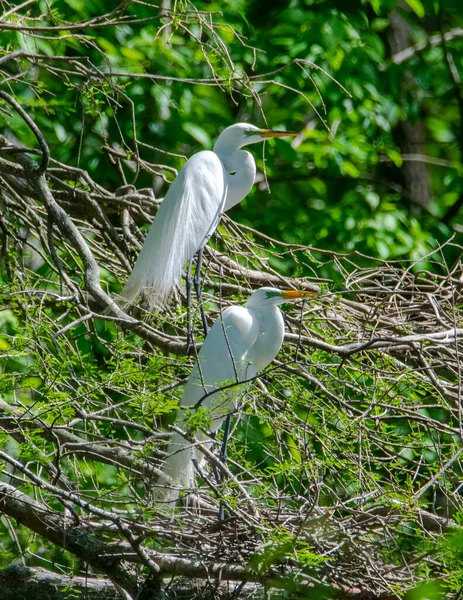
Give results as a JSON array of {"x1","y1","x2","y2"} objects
[
  {"x1": 388, "y1": 4, "x2": 431, "y2": 213},
  {"x1": 0, "y1": 565, "x2": 120, "y2": 600},
  {"x1": 0, "y1": 483, "x2": 141, "y2": 598}
]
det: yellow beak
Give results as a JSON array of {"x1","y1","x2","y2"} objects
[
  {"x1": 259, "y1": 129, "x2": 298, "y2": 139},
  {"x1": 281, "y1": 290, "x2": 317, "y2": 300}
]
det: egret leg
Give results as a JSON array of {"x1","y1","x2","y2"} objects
[
  {"x1": 186, "y1": 260, "x2": 194, "y2": 354},
  {"x1": 218, "y1": 413, "x2": 232, "y2": 521},
  {"x1": 193, "y1": 247, "x2": 208, "y2": 335},
  {"x1": 220, "y1": 413, "x2": 231, "y2": 464}
]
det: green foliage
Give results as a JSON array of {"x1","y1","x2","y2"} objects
[
  {"x1": 249, "y1": 528, "x2": 329, "y2": 574},
  {"x1": 2, "y1": 0, "x2": 463, "y2": 277},
  {"x1": 3, "y1": 0, "x2": 463, "y2": 596}
]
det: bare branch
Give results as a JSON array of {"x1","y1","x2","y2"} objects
[{"x1": 0, "y1": 565, "x2": 120, "y2": 600}]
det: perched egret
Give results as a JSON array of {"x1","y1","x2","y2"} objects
[
  {"x1": 157, "y1": 287, "x2": 315, "y2": 503},
  {"x1": 120, "y1": 124, "x2": 297, "y2": 311}
]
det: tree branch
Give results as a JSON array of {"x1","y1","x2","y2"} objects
[
  {"x1": 0, "y1": 565, "x2": 120, "y2": 600},
  {"x1": 0, "y1": 482, "x2": 140, "y2": 597},
  {"x1": 0, "y1": 399, "x2": 164, "y2": 479},
  {"x1": 391, "y1": 26, "x2": 463, "y2": 64}
]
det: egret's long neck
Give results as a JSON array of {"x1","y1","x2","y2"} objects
[{"x1": 217, "y1": 149, "x2": 256, "y2": 211}]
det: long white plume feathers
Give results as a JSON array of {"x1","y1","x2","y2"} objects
[
  {"x1": 155, "y1": 429, "x2": 196, "y2": 503},
  {"x1": 120, "y1": 151, "x2": 226, "y2": 310}
]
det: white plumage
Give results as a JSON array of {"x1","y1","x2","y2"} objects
[
  {"x1": 157, "y1": 287, "x2": 313, "y2": 503},
  {"x1": 120, "y1": 151, "x2": 226, "y2": 308},
  {"x1": 120, "y1": 124, "x2": 297, "y2": 309}
]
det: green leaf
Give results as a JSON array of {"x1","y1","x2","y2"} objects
[
  {"x1": 183, "y1": 123, "x2": 212, "y2": 148},
  {"x1": 403, "y1": 0, "x2": 425, "y2": 18},
  {"x1": 405, "y1": 580, "x2": 445, "y2": 600},
  {"x1": 386, "y1": 149, "x2": 403, "y2": 167}
]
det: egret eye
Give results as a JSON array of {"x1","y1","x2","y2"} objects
[{"x1": 265, "y1": 290, "x2": 281, "y2": 299}]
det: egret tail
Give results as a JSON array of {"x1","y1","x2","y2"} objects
[
  {"x1": 156, "y1": 430, "x2": 196, "y2": 503},
  {"x1": 119, "y1": 184, "x2": 197, "y2": 310}
]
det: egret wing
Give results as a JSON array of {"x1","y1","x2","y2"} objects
[
  {"x1": 120, "y1": 151, "x2": 227, "y2": 309},
  {"x1": 181, "y1": 305, "x2": 258, "y2": 421}
]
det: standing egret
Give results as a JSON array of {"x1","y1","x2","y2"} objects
[
  {"x1": 157, "y1": 287, "x2": 315, "y2": 503},
  {"x1": 120, "y1": 124, "x2": 297, "y2": 313}
]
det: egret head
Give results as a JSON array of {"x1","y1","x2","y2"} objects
[
  {"x1": 213, "y1": 123, "x2": 297, "y2": 154},
  {"x1": 245, "y1": 287, "x2": 317, "y2": 309}
]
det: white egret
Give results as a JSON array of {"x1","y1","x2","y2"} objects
[
  {"x1": 120, "y1": 124, "x2": 297, "y2": 311},
  {"x1": 157, "y1": 287, "x2": 315, "y2": 503}
]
